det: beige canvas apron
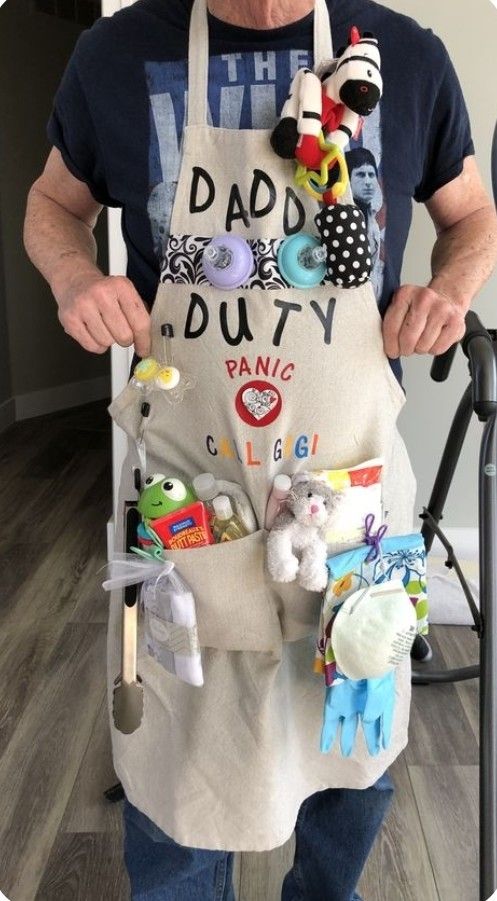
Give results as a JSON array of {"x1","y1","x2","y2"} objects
[{"x1": 107, "y1": 0, "x2": 417, "y2": 852}]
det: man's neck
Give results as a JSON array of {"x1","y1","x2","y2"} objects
[{"x1": 207, "y1": 0, "x2": 315, "y2": 29}]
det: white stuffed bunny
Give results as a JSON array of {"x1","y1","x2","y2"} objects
[{"x1": 267, "y1": 474, "x2": 342, "y2": 592}]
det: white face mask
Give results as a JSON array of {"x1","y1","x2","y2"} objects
[{"x1": 331, "y1": 579, "x2": 417, "y2": 681}]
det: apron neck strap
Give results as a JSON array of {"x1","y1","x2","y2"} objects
[
  {"x1": 313, "y1": 0, "x2": 334, "y2": 67},
  {"x1": 187, "y1": 0, "x2": 334, "y2": 127}
]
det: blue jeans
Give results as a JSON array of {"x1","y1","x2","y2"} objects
[{"x1": 123, "y1": 771, "x2": 393, "y2": 901}]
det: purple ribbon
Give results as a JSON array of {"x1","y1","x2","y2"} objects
[{"x1": 364, "y1": 513, "x2": 388, "y2": 562}]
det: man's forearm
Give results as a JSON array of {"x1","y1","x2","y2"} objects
[
  {"x1": 428, "y1": 205, "x2": 497, "y2": 313},
  {"x1": 23, "y1": 187, "x2": 103, "y2": 304}
]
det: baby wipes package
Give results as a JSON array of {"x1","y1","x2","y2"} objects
[
  {"x1": 312, "y1": 457, "x2": 383, "y2": 552},
  {"x1": 141, "y1": 564, "x2": 204, "y2": 686}
]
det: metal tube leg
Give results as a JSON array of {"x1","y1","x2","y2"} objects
[
  {"x1": 422, "y1": 383, "x2": 473, "y2": 553},
  {"x1": 479, "y1": 412, "x2": 497, "y2": 901}
]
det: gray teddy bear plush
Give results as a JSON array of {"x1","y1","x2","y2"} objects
[{"x1": 267, "y1": 474, "x2": 343, "y2": 592}]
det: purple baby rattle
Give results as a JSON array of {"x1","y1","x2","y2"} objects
[{"x1": 202, "y1": 235, "x2": 254, "y2": 290}]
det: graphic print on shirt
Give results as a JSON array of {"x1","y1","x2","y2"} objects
[{"x1": 145, "y1": 50, "x2": 386, "y2": 302}]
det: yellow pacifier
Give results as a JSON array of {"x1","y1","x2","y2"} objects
[
  {"x1": 132, "y1": 357, "x2": 161, "y2": 386},
  {"x1": 155, "y1": 366, "x2": 181, "y2": 391},
  {"x1": 157, "y1": 323, "x2": 195, "y2": 404},
  {"x1": 131, "y1": 324, "x2": 195, "y2": 403}
]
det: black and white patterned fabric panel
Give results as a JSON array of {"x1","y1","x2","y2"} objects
[
  {"x1": 160, "y1": 235, "x2": 289, "y2": 290},
  {"x1": 314, "y1": 206, "x2": 373, "y2": 288}
]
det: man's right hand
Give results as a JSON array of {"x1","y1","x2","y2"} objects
[
  {"x1": 24, "y1": 148, "x2": 152, "y2": 359},
  {"x1": 57, "y1": 271, "x2": 151, "y2": 357}
]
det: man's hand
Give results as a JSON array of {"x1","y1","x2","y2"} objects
[
  {"x1": 381, "y1": 157, "x2": 497, "y2": 362},
  {"x1": 24, "y1": 148, "x2": 152, "y2": 358},
  {"x1": 57, "y1": 271, "x2": 151, "y2": 357},
  {"x1": 382, "y1": 284, "x2": 466, "y2": 359}
]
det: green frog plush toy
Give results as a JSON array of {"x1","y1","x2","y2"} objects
[
  {"x1": 137, "y1": 474, "x2": 196, "y2": 550},
  {"x1": 138, "y1": 474, "x2": 196, "y2": 524}
]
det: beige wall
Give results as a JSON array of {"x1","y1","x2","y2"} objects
[
  {"x1": 0, "y1": 0, "x2": 109, "y2": 423},
  {"x1": 385, "y1": 0, "x2": 497, "y2": 530}
]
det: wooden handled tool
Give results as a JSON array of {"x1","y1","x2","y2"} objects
[{"x1": 113, "y1": 504, "x2": 144, "y2": 734}]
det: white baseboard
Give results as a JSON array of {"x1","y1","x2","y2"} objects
[
  {"x1": 430, "y1": 527, "x2": 478, "y2": 561},
  {"x1": 15, "y1": 376, "x2": 110, "y2": 421},
  {"x1": 0, "y1": 396, "x2": 15, "y2": 434}
]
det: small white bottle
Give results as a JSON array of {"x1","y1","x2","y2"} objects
[
  {"x1": 193, "y1": 472, "x2": 220, "y2": 518},
  {"x1": 265, "y1": 473, "x2": 292, "y2": 530}
]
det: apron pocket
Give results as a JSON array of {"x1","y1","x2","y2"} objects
[
  {"x1": 109, "y1": 383, "x2": 142, "y2": 441},
  {"x1": 161, "y1": 530, "x2": 282, "y2": 653},
  {"x1": 271, "y1": 579, "x2": 323, "y2": 643}
]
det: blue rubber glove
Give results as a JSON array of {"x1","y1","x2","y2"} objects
[
  {"x1": 321, "y1": 675, "x2": 367, "y2": 756},
  {"x1": 361, "y1": 671, "x2": 396, "y2": 756}
]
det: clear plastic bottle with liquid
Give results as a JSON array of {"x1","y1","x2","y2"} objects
[{"x1": 211, "y1": 495, "x2": 249, "y2": 543}]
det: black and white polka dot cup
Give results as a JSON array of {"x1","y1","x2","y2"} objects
[{"x1": 314, "y1": 204, "x2": 372, "y2": 289}]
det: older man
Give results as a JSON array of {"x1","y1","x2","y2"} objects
[{"x1": 24, "y1": 0, "x2": 497, "y2": 898}]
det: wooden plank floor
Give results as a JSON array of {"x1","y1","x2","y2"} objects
[{"x1": 0, "y1": 402, "x2": 481, "y2": 901}]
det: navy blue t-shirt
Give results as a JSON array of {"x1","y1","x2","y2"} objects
[{"x1": 47, "y1": 0, "x2": 474, "y2": 384}]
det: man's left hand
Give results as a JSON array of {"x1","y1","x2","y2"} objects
[{"x1": 382, "y1": 284, "x2": 466, "y2": 360}]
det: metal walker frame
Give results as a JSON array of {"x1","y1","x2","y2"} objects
[{"x1": 412, "y1": 310, "x2": 497, "y2": 901}]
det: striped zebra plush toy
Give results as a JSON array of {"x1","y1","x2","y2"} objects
[{"x1": 270, "y1": 27, "x2": 383, "y2": 206}]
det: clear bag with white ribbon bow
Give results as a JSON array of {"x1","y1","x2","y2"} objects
[{"x1": 102, "y1": 554, "x2": 204, "y2": 687}]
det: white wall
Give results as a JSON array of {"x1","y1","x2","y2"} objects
[{"x1": 386, "y1": 0, "x2": 497, "y2": 531}]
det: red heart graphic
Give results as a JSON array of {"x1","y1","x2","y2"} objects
[{"x1": 235, "y1": 380, "x2": 282, "y2": 427}]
